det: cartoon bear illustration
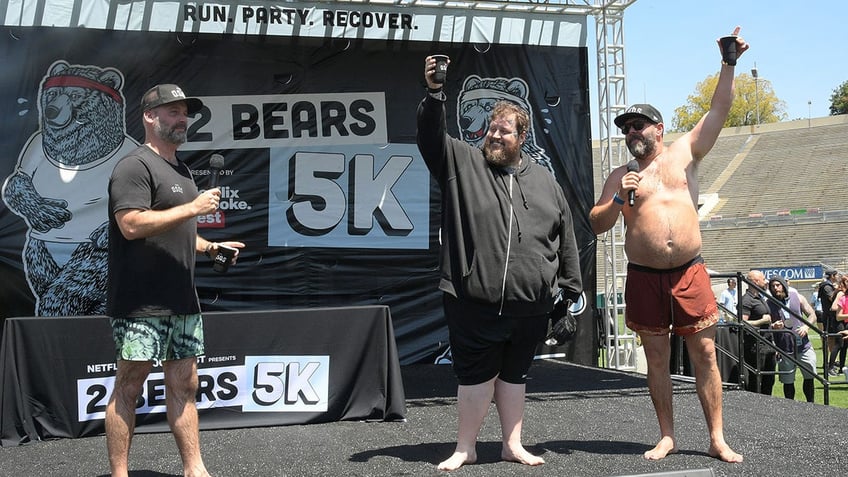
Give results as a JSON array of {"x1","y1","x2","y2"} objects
[
  {"x1": 457, "y1": 75, "x2": 555, "y2": 176},
  {"x1": 1, "y1": 60, "x2": 138, "y2": 316}
]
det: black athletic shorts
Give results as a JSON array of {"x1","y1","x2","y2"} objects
[{"x1": 444, "y1": 293, "x2": 548, "y2": 385}]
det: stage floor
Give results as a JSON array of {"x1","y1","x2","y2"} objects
[{"x1": 1, "y1": 358, "x2": 846, "y2": 476}]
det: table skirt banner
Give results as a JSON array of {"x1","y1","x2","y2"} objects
[{"x1": 0, "y1": 306, "x2": 406, "y2": 446}]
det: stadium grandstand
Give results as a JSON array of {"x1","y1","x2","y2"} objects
[{"x1": 593, "y1": 113, "x2": 848, "y2": 294}]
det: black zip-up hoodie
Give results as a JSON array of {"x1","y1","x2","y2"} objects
[{"x1": 416, "y1": 91, "x2": 582, "y2": 316}]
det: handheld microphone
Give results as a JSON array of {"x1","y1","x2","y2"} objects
[
  {"x1": 209, "y1": 154, "x2": 225, "y2": 189},
  {"x1": 626, "y1": 159, "x2": 639, "y2": 206}
]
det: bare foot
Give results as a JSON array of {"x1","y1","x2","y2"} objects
[
  {"x1": 437, "y1": 451, "x2": 476, "y2": 471},
  {"x1": 709, "y1": 443, "x2": 743, "y2": 463},
  {"x1": 502, "y1": 445, "x2": 545, "y2": 466},
  {"x1": 643, "y1": 436, "x2": 678, "y2": 461},
  {"x1": 184, "y1": 463, "x2": 212, "y2": 477}
]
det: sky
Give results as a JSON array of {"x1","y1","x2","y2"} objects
[{"x1": 587, "y1": 0, "x2": 847, "y2": 137}]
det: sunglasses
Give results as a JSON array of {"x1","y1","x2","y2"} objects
[{"x1": 620, "y1": 120, "x2": 651, "y2": 135}]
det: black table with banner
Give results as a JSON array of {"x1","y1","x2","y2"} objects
[
  {"x1": 672, "y1": 322, "x2": 742, "y2": 385},
  {"x1": 0, "y1": 306, "x2": 406, "y2": 446},
  {"x1": 714, "y1": 323, "x2": 742, "y2": 385}
]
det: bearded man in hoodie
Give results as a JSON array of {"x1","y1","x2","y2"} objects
[
  {"x1": 416, "y1": 56, "x2": 582, "y2": 471},
  {"x1": 767, "y1": 276, "x2": 818, "y2": 402}
]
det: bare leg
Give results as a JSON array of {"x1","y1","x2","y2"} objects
[
  {"x1": 685, "y1": 326, "x2": 743, "y2": 463},
  {"x1": 163, "y1": 358, "x2": 211, "y2": 477},
  {"x1": 106, "y1": 360, "x2": 153, "y2": 477},
  {"x1": 493, "y1": 379, "x2": 544, "y2": 466},
  {"x1": 438, "y1": 378, "x2": 496, "y2": 471},
  {"x1": 639, "y1": 333, "x2": 678, "y2": 460}
]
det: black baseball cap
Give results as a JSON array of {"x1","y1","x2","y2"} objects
[
  {"x1": 825, "y1": 267, "x2": 839, "y2": 277},
  {"x1": 614, "y1": 103, "x2": 663, "y2": 128},
  {"x1": 141, "y1": 84, "x2": 203, "y2": 115}
]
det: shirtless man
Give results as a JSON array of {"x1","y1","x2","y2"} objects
[{"x1": 589, "y1": 27, "x2": 748, "y2": 463}]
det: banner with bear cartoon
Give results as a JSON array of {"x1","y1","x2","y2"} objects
[{"x1": 0, "y1": 23, "x2": 596, "y2": 365}]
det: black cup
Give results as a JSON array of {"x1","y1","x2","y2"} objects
[
  {"x1": 212, "y1": 244, "x2": 237, "y2": 273},
  {"x1": 432, "y1": 54, "x2": 449, "y2": 84},
  {"x1": 719, "y1": 35, "x2": 738, "y2": 66}
]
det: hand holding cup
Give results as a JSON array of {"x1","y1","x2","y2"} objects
[
  {"x1": 717, "y1": 26, "x2": 749, "y2": 66},
  {"x1": 425, "y1": 55, "x2": 450, "y2": 89},
  {"x1": 431, "y1": 55, "x2": 449, "y2": 83},
  {"x1": 209, "y1": 241, "x2": 245, "y2": 273}
]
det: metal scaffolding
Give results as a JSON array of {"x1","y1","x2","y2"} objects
[{"x1": 592, "y1": 1, "x2": 637, "y2": 370}]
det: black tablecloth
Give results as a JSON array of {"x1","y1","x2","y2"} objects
[{"x1": 1, "y1": 306, "x2": 406, "y2": 446}]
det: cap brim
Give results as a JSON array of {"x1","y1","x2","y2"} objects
[
  {"x1": 145, "y1": 97, "x2": 204, "y2": 115},
  {"x1": 614, "y1": 112, "x2": 652, "y2": 128}
]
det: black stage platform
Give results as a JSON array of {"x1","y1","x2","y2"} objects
[{"x1": 2, "y1": 358, "x2": 846, "y2": 476}]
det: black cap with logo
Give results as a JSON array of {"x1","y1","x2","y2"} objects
[
  {"x1": 614, "y1": 104, "x2": 663, "y2": 128},
  {"x1": 141, "y1": 84, "x2": 203, "y2": 115}
]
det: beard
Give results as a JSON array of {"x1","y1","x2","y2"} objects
[
  {"x1": 626, "y1": 134, "x2": 657, "y2": 159},
  {"x1": 482, "y1": 138, "x2": 521, "y2": 168},
  {"x1": 154, "y1": 120, "x2": 187, "y2": 145}
]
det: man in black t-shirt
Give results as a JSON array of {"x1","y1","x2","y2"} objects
[
  {"x1": 105, "y1": 84, "x2": 245, "y2": 477},
  {"x1": 819, "y1": 268, "x2": 841, "y2": 375},
  {"x1": 739, "y1": 270, "x2": 775, "y2": 395}
]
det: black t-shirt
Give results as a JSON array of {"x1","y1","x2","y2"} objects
[
  {"x1": 740, "y1": 289, "x2": 772, "y2": 350},
  {"x1": 740, "y1": 290, "x2": 771, "y2": 326},
  {"x1": 106, "y1": 146, "x2": 200, "y2": 318}
]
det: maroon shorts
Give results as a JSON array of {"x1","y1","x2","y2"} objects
[{"x1": 625, "y1": 256, "x2": 718, "y2": 336}]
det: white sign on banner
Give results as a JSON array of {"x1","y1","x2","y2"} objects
[{"x1": 76, "y1": 356, "x2": 330, "y2": 422}]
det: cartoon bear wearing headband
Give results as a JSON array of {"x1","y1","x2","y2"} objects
[
  {"x1": 457, "y1": 75, "x2": 554, "y2": 176},
  {"x1": 1, "y1": 60, "x2": 138, "y2": 316}
]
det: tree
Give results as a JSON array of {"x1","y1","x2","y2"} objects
[
  {"x1": 671, "y1": 73, "x2": 786, "y2": 132},
  {"x1": 829, "y1": 80, "x2": 848, "y2": 115}
]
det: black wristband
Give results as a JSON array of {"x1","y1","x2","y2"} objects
[{"x1": 427, "y1": 86, "x2": 443, "y2": 94}]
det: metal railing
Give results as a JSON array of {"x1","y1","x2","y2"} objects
[{"x1": 708, "y1": 272, "x2": 841, "y2": 405}]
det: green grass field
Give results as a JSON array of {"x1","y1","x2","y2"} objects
[
  {"x1": 601, "y1": 326, "x2": 848, "y2": 408},
  {"x1": 773, "y1": 335, "x2": 848, "y2": 407}
]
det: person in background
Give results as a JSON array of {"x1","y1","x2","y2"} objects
[
  {"x1": 588, "y1": 28, "x2": 747, "y2": 463},
  {"x1": 416, "y1": 55, "x2": 583, "y2": 471},
  {"x1": 810, "y1": 282, "x2": 822, "y2": 326},
  {"x1": 106, "y1": 84, "x2": 245, "y2": 477},
  {"x1": 818, "y1": 269, "x2": 839, "y2": 374},
  {"x1": 767, "y1": 275, "x2": 817, "y2": 402},
  {"x1": 719, "y1": 277, "x2": 738, "y2": 321},
  {"x1": 740, "y1": 270, "x2": 775, "y2": 395},
  {"x1": 827, "y1": 274, "x2": 848, "y2": 375}
]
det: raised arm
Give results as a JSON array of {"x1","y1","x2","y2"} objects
[
  {"x1": 416, "y1": 55, "x2": 451, "y2": 179},
  {"x1": 679, "y1": 26, "x2": 750, "y2": 161}
]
